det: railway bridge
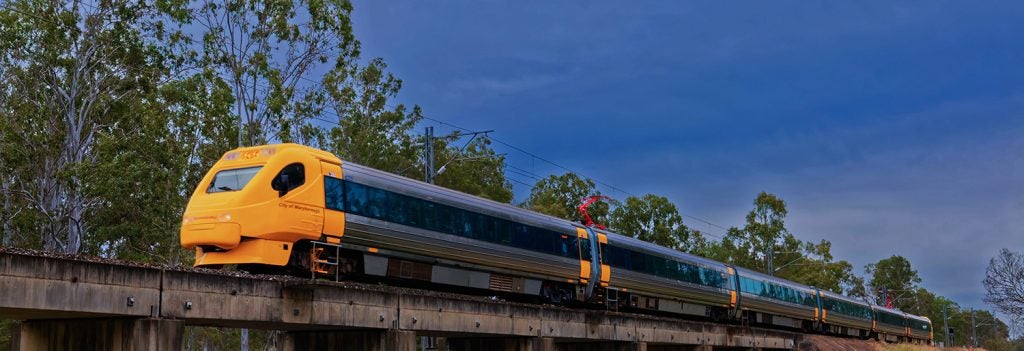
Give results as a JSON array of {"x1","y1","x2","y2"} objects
[{"x1": 0, "y1": 249, "x2": 800, "y2": 351}]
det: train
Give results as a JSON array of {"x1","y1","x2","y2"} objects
[{"x1": 180, "y1": 143, "x2": 933, "y2": 344}]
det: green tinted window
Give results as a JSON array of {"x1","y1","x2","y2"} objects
[
  {"x1": 739, "y1": 277, "x2": 816, "y2": 306},
  {"x1": 599, "y1": 244, "x2": 727, "y2": 289},
  {"x1": 325, "y1": 176, "x2": 344, "y2": 211},
  {"x1": 876, "y1": 311, "x2": 905, "y2": 327}
]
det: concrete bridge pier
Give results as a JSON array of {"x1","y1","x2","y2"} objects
[
  {"x1": 11, "y1": 317, "x2": 182, "y2": 351},
  {"x1": 276, "y1": 329, "x2": 417, "y2": 351}
]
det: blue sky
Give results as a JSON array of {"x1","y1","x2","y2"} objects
[{"x1": 349, "y1": 1, "x2": 1024, "y2": 318}]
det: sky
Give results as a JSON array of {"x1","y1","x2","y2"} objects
[{"x1": 347, "y1": 1, "x2": 1024, "y2": 320}]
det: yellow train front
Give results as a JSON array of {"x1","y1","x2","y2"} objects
[{"x1": 181, "y1": 144, "x2": 346, "y2": 268}]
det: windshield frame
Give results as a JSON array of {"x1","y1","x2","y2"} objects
[{"x1": 206, "y1": 166, "x2": 264, "y2": 193}]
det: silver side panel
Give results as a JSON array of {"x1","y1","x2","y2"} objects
[
  {"x1": 740, "y1": 294, "x2": 816, "y2": 323},
  {"x1": 523, "y1": 279, "x2": 542, "y2": 295},
  {"x1": 611, "y1": 268, "x2": 732, "y2": 308},
  {"x1": 364, "y1": 254, "x2": 388, "y2": 276},
  {"x1": 431, "y1": 265, "x2": 490, "y2": 289},
  {"x1": 825, "y1": 313, "x2": 873, "y2": 331},
  {"x1": 656, "y1": 300, "x2": 710, "y2": 316},
  {"x1": 874, "y1": 323, "x2": 906, "y2": 336}
]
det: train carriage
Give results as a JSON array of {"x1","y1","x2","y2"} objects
[
  {"x1": 872, "y1": 305, "x2": 908, "y2": 342},
  {"x1": 733, "y1": 268, "x2": 819, "y2": 330},
  {"x1": 818, "y1": 289, "x2": 873, "y2": 338},
  {"x1": 906, "y1": 314, "x2": 933, "y2": 344},
  {"x1": 596, "y1": 230, "x2": 734, "y2": 318},
  {"x1": 336, "y1": 162, "x2": 597, "y2": 299}
]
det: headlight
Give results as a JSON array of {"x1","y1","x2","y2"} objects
[{"x1": 217, "y1": 213, "x2": 232, "y2": 222}]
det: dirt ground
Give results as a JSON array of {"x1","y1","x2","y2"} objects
[{"x1": 797, "y1": 335, "x2": 983, "y2": 351}]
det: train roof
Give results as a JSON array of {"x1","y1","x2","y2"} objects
[
  {"x1": 907, "y1": 313, "x2": 931, "y2": 322},
  {"x1": 733, "y1": 266, "x2": 818, "y2": 292},
  {"x1": 818, "y1": 288, "x2": 872, "y2": 307},
  {"x1": 872, "y1": 304, "x2": 909, "y2": 316},
  {"x1": 593, "y1": 227, "x2": 730, "y2": 270}
]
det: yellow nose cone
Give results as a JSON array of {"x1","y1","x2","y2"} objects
[{"x1": 181, "y1": 221, "x2": 241, "y2": 250}]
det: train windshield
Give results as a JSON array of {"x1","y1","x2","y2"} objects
[{"x1": 207, "y1": 166, "x2": 263, "y2": 193}]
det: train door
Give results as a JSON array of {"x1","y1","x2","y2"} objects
[
  {"x1": 320, "y1": 161, "x2": 345, "y2": 243},
  {"x1": 574, "y1": 227, "x2": 606, "y2": 302},
  {"x1": 575, "y1": 227, "x2": 594, "y2": 300},
  {"x1": 271, "y1": 161, "x2": 323, "y2": 241},
  {"x1": 595, "y1": 233, "x2": 610, "y2": 287},
  {"x1": 726, "y1": 265, "x2": 741, "y2": 319},
  {"x1": 814, "y1": 288, "x2": 824, "y2": 331}
]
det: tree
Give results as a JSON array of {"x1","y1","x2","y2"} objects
[
  {"x1": 523, "y1": 173, "x2": 609, "y2": 224},
  {"x1": 865, "y1": 255, "x2": 922, "y2": 309},
  {"x1": 325, "y1": 58, "x2": 421, "y2": 174},
  {"x1": 783, "y1": 239, "x2": 857, "y2": 294},
  {"x1": 430, "y1": 134, "x2": 513, "y2": 203},
  {"x1": 194, "y1": 0, "x2": 359, "y2": 147},
  {"x1": 609, "y1": 194, "x2": 703, "y2": 251},
  {"x1": 709, "y1": 192, "x2": 790, "y2": 273},
  {"x1": 0, "y1": 0, "x2": 167, "y2": 253},
  {"x1": 845, "y1": 275, "x2": 868, "y2": 299},
  {"x1": 984, "y1": 248, "x2": 1024, "y2": 325},
  {"x1": 82, "y1": 73, "x2": 236, "y2": 264}
]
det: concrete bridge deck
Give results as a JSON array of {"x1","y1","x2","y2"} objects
[{"x1": 0, "y1": 249, "x2": 800, "y2": 350}]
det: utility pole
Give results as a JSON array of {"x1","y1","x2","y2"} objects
[
  {"x1": 971, "y1": 308, "x2": 977, "y2": 348},
  {"x1": 767, "y1": 248, "x2": 774, "y2": 276},
  {"x1": 421, "y1": 127, "x2": 493, "y2": 184},
  {"x1": 423, "y1": 126, "x2": 435, "y2": 184},
  {"x1": 943, "y1": 306, "x2": 950, "y2": 348}
]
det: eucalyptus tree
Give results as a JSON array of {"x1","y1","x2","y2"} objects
[
  {"x1": 0, "y1": 0, "x2": 168, "y2": 253},
  {"x1": 430, "y1": 134, "x2": 514, "y2": 203},
  {"x1": 524, "y1": 173, "x2": 611, "y2": 224},
  {"x1": 865, "y1": 255, "x2": 922, "y2": 309},
  {"x1": 193, "y1": 0, "x2": 360, "y2": 147},
  {"x1": 324, "y1": 57, "x2": 421, "y2": 173},
  {"x1": 608, "y1": 194, "x2": 705, "y2": 252}
]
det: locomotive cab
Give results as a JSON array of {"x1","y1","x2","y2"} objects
[{"x1": 181, "y1": 144, "x2": 341, "y2": 267}]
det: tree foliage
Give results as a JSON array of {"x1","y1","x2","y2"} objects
[
  {"x1": 609, "y1": 194, "x2": 703, "y2": 252},
  {"x1": 194, "y1": 0, "x2": 359, "y2": 147},
  {"x1": 866, "y1": 255, "x2": 922, "y2": 308},
  {"x1": 708, "y1": 192, "x2": 789, "y2": 272},
  {"x1": 523, "y1": 172, "x2": 610, "y2": 224},
  {"x1": 325, "y1": 58, "x2": 420, "y2": 173},
  {"x1": 0, "y1": 0, "x2": 174, "y2": 253},
  {"x1": 430, "y1": 134, "x2": 513, "y2": 203}
]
